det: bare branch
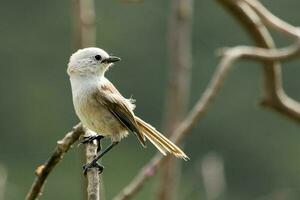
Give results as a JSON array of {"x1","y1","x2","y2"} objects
[
  {"x1": 164, "y1": 0, "x2": 193, "y2": 127},
  {"x1": 218, "y1": 43, "x2": 300, "y2": 62},
  {"x1": 219, "y1": 0, "x2": 300, "y2": 122},
  {"x1": 25, "y1": 123, "x2": 84, "y2": 200},
  {"x1": 157, "y1": 0, "x2": 193, "y2": 199},
  {"x1": 113, "y1": 43, "x2": 235, "y2": 200},
  {"x1": 114, "y1": 1, "x2": 300, "y2": 198},
  {"x1": 72, "y1": 0, "x2": 96, "y2": 48},
  {"x1": 113, "y1": 36, "x2": 300, "y2": 200},
  {"x1": 85, "y1": 131, "x2": 101, "y2": 200},
  {"x1": 242, "y1": 0, "x2": 300, "y2": 38}
]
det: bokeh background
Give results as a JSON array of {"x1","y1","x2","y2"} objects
[{"x1": 1, "y1": 0, "x2": 300, "y2": 199}]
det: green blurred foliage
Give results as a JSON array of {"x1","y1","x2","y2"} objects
[{"x1": 1, "y1": 0, "x2": 300, "y2": 199}]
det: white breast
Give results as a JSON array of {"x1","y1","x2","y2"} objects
[{"x1": 69, "y1": 75, "x2": 128, "y2": 141}]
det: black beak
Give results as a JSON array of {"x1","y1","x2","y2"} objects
[{"x1": 102, "y1": 56, "x2": 121, "y2": 63}]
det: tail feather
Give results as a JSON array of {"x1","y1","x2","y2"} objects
[{"x1": 135, "y1": 116, "x2": 189, "y2": 161}]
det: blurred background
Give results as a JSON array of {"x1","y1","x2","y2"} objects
[{"x1": 1, "y1": 0, "x2": 300, "y2": 199}]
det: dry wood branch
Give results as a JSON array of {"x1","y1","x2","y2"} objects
[
  {"x1": 218, "y1": 0, "x2": 283, "y2": 112},
  {"x1": 218, "y1": 44, "x2": 300, "y2": 61},
  {"x1": 85, "y1": 131, "x2": 101, "y2": 200},
  {"x1": 25, "y1": 123, "x2": 84, "y2": 200},
  {"x1": 164, "y1": 0, "x2": 193, "y2": 127},
  {"x1": 240, "y1": 0, "x2": 300, "y2": 121},
  {"x1": 72, "y1": 0, "x2": 96, "y2": 48},
  {"x1": 219, "y1": 0, "x2": 300, "y2": 122},
  {"x1": 113, "y1": 47, "x2": 236, "y2": 200},
  {"x1": 114, "y1": 39, "x2": 300, "y2": 200},
  {"x1": 157, "y1": 0, "x2": 193, "y2": 199},
  {"x1": 242, "y1": 0, "x2": 300, "y2": 38}
]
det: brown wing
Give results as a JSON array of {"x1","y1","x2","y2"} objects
[{"x1": 94, "y1": 80, "x2": 146, "y2": 146}]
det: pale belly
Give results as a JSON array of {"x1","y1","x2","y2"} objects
[{"x1": 74, "y1": 93, "x2": 129, "y2": 142}]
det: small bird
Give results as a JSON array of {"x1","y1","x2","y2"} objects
[{"x1": 67, "y1": 47, "x2": 188, "y2": 173}]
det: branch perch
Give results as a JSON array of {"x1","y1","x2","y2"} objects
[
  {"x1": 25, "y1": 123, "x2": 84, "y2": 200},
  {"x1": 85, "y1": 131, "x2": 101, "y2": 200}
]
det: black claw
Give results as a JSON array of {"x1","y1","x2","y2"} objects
[
  {"x1": 81, "y1": 135, "x2": 104, "y2": 152},
  {"x1": 83, "y1": 161, "x2": 104, "y2": 176},
  {"x1": 82, "y1": 141, "x2": 119, "y2": 176},
  {"x1": 81, "y1": 135, "x2": 104, "y2": 144}
]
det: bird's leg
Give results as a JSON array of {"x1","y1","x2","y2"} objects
[
  {"x1": 83, "y1": 161, "x2": 104, "y2": 176},
  {"x1": 81, "y1": 135, "x2": 104, "y2": 152},
  {"x1": 83, "y1": 141, "x2": 119, "y2": 175}
]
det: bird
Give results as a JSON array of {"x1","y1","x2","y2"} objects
[{"x1": 67, "y1": 47, "x2": 188, "y2": 174}]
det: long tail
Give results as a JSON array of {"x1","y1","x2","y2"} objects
[{"x1": 135, "y1": 116, "x2": 189, "y2": 161}]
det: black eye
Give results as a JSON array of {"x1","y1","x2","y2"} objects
[{"x1": 94, "y1": 55, "x2": 102, "y2": 61}]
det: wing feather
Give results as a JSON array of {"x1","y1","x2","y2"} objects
[{"x1": 94, "y1": 79, "x2": 146, "y2": 146}]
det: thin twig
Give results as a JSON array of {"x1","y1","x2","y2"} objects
[
  {"x1": 25, "y1": 123, "x2": 84, "y2": 200},
  {"x1": 157, "y1": 0, "x2": 193, "y2": 199}
]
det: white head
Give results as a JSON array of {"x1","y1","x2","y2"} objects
[{"x1": 67, "y1": 47, "x2": 121, "y2": 77}]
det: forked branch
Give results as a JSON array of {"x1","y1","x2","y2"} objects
[{"x1": 224, "y1": 0, "x2": 300, "y2": 122}]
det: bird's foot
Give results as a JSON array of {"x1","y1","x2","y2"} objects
[
  {"x1": 81, "y1": 135, "x2": 104, "y2": 152},
  {"x1": 81, "y1": 135, "x2": 104, "y2": 144},
  {"x1": 83, "y1": 161, "x2": 104, "y2": 176}
]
